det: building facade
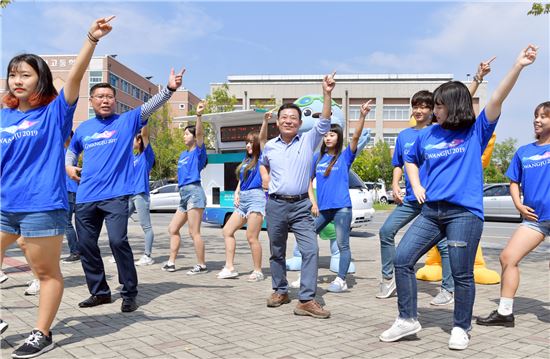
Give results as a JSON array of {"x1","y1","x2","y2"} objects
[{"x1": 210, "y1": 74, "x2": 487, "y2": 147}]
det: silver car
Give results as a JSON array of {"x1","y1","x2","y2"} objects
[
  {"x1": 149, "y1": 184, "x2": 180, "y2": 212},
  {"x1": 483, "y1": 183, "x2": 521, "y2": 222}
]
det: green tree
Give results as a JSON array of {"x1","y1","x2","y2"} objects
[
  {"x1": 528, "y1": 2, "x2": 550, "y2": 15},
  {"x1": 0, "y1": 0, "x2": 13, "y2": 9},
  {"x1": 352, "y1": 140, "x2": 393, "y2": 186},
  {"x1": 483, "y1": 162, "x2": 508, "y2": 183},
  {"x1": 483, "y1": 137, "x2": 517, "y2": 183},
  {"x1": 148, "y1": 104, "x2": 186, "y2": 180}
]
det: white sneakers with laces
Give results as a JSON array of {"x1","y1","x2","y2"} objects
[
  {"x1": 379, "y1": 317, "x2": 422, "y2": 342},
  {"x1": 448, "y1": 327, "x2": 470, "y2": 350}
]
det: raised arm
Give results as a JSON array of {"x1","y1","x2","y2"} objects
[
  {"x1": 485, "y1": 45, "x2": 537, "y2": 122},
  {"x1": 141, "y1": 125, "x2": 150, "y2": 148},
  {"x1": 467, "y1": 56, "x2": 495, "y2": 97},
  {"x1": 140, "y1": 67, "x2": 184, "y2": 122},
  {"x1": 195, "y1": 100, "x2": 206, "y2": 147},
  {"x1": 259, "y1": 112, "x2": 271, "y2": 150},
  {"x1": 350, "y1": 100, "x2": 372, "y2": 153},
  {"x1": 64, "y1": 16, "x2": 115, "y2": 105},
  {"x1": 322, "y1": 71, "x2": 336, "y2": 119}
]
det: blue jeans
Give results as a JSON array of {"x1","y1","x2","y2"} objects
[
  {"x1": 379, "y1": 200, "x2": 454, "y2": 292},
  {"x1": 76, "y1": 196, "x2": 138, "y2": 299},
  {"x1": 66, "y1": 192, "x2": 79, "y2": 254},
  {"x1": 394, "y1": 201, "x2": 483, "y2": 330},
  {"x1": 314, "y1": 207, "x2": 352, "y2": 280},
  {"x1": 129, "y1": 193, "x2": 154, "y2": 256},
  {"x1": 266, "y1": 197, "x2": 318, "y2": 301}
]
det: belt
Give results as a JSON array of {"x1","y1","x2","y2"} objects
[{"x1": 269, "y1": 193, "x2": 309, "y2": 203}]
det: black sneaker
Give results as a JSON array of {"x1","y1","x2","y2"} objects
[
  {"x1": 61, "y1": 253, "x2": 80, "y2": 263},
  {"x1": 0, "y1": 319, "x2": 8, "y2": 335},
  {"x1": 12, "y1": 329, "x2": 54, "y2": 358},
  {"x1": 476, "y1": 310, "x2": 515, "y2": 327},
  {"x1": 121, "y1": 297, "x2": 138, "y2": 313},
  {"x1": 186, "y1": 264, "x2": 208, "y2": 275},
  {"x1": 161, "y1": 262, "x2": 176, "y2": 272}
]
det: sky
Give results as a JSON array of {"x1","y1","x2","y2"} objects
[{"x1": 1, "y1": 1, "x2": 548, "y2": 144}]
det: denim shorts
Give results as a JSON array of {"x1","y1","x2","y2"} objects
[
  {"x1": 0, "y1": 209, "x2": 68, "y2": 237},
  {"x1": 236, "y1": 188, "x2": 266, "y2": 217},
  {"x1": 178, "y1": 183, "x2": 207, "y2": 212},
  {"x1": 521, "y1": 220, "x2": 550, "y2": 237}
]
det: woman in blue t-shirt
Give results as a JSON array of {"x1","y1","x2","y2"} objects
[
  {"x1": 477, "y1": 101, "x2": 550, "y2": 328},
  {"x1": 217, "y1": 112, "x2": 270, "y2": 281},
  {"x1": 130, "y1": 125, "x2": 156, "y2": 266},
  {"x1": 308, "y1": 100, "x2": 372, "y2": 293},
  {"x1": 164, "y1": 101, "x2": 209, "y2": 275},
  {"x1": 0, "y1": 16, "x2": 114, "y2": 358},
  {"x1": 379, "y1": 45, "x2": 538, "y2": 351}
]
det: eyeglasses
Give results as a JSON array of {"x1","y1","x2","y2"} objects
[{"x1": 92, "y1": 95, "x2": 115, "y2": 100}]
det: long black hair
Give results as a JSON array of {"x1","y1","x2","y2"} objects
[
  {"x1": 433, "y1": 81, "x2": 476, "y2": 130},
  {"x1": 316, "y1": 124, "x2": 344, "y2": 176}
]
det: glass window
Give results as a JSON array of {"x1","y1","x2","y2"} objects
[
  {"x1": 109, "y1": 73, "x2": 118, "y2": 88},
  {"x1": 383, "y1": 105, "x2": 410, "y2": 120},
  {"x1": 349, "y1": 170, "x2": 366, "y2": 189},
  {"x1": 383, "y1": 134, "x2": 398, "y2": 147},
  {"x1": 349, "y1": 105, "x2": 376, "y2": 120},
  {"x1": 89, "y1": 71, "x2": 102, "y2": 85},
  {"x1": 121, "y1": 80, "x2": 129, "y2": 93},
  {"x1": 158, "y1": 184, "x2": 178, "y2": 193}
]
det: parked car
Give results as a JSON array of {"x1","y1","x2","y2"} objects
[
  {"x1": 387, "y1": 185, "x2": 406, "y2": 204},
  {"x1": 483, "y1": 183, "x2": 521, "y2": 222},
  {"x1": 149, "y1": 184, "x2": 179, "y2": 211},
  {"x1": 364, "y1": 181, "x2": 389, "y2": 204},
  {"x1": 150, "y1": 178, "x2": 177, "y2": 191}
]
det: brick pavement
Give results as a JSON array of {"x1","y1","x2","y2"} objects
[{"x1": 1, "y1": 212, "x2": 548, "y2": 358}]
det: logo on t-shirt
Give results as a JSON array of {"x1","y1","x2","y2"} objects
[
  {"x1": 425, "y1": 139, "x2": 464, "y2": 150},
  {"x1": 0, "y1": 120, "x2": 40, "y2": 144},
  {"x1": 83, "y1": 130, "x2": 118, "y2": 150},
  {"x1": 522, "y1": 151, "x2": 550, "y2": 169},
  {"x1": 404, "y1": 141, "x2": 415, "y2": 155},
  {"x1": 178, "y1": 157, "x2": 189, "y2": 167},
  {"x1": 424, "y1": 139, "x2": 465, "y2": 159}
]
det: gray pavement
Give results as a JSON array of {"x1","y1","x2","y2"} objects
[{"x1": 1, "y1": 210, "x2": 549, "y2": 358}]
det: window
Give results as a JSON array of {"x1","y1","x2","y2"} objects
[
  {"x1": 158, "y1": 184, "x2": 178, "y2": 193},
  {"x1": 88, "y1": 108, "x2": 95, "y2": 118},
  {"x1": 383, "y1": 134, "x2": 398, "y2": 147},
  {"x1": 367, "y1": 133, "x2": 376, "y2": 147},
  {"x1": 89, "y1": 71, "x2": 103, "y2": 89},
  {"x1": 383, "y1": 105, "x2": 410, "y2": 120},
  {"x1": 109, "y1": 73, "x2": 119, "y2": 88},
  {"x1": 121, "y1": 80, "x2": 129, "y2": 93},
  {"x1": 143, "y1": 93, "x2": 149, "y2": 102},
  {"x1": 349, "y1": 105, "x2": 376, "y2": 120}
]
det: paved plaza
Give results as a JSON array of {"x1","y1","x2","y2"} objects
[{"x1": 1, "y1": 211, "x2": 549, "y2": 358}]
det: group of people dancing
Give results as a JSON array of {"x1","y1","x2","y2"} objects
[{"x1": 0, "y1": 14, "x2": 546, "y2": 358}]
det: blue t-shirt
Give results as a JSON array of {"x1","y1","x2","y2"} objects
[
  {"x1": 392, "y1": 127, "x2": 425, "y2": 203},
  {"x1": 177, "y1": 143, "x2": 207, "y2": 186},
  {"x1": 1, "y1": 89, "x2": 76, "y2": 212},
  {"x1": 405, "y1": 109, "x2": 497, "y2": 220},
  {"x1": 65, "y1": 149, "x2": 79, "y2": 193},
  {"x1": 239, "y1": 154, "x2": 263, "y2": 191},
  {"x1": 133, "y1": 144, "x2": 155, "y2": 195},
  {"x1": 70, "y1": 108, "x2": 144, "y2": 204},
  {"x1": 506, "y1": 142, "x2": 550, "y2": 222},
  {"x1": 312, "y1": 144, "x2": 356, "y2": 211}
]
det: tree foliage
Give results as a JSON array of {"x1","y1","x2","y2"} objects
[
  {"x1": 148, "y1": 104, "x2": 186, "y2": 181},
  {"x1": 528, "y1": 2, "x2": 550, "y2": 15},
  {"x1": 0, "y1": 0, "x2": 13, "y2": 9},
  {"x1": 483, "y1": 137, "x2": 517, "y2": 183},
  {"x1": 352, "y1": 140, "x2": 393, "y2": 186}
]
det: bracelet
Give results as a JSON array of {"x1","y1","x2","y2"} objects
[
  {"x1": 167, "y1": 86, "x2": 177, "y2": 92},
  {"x1": 87, "y1": 32, "x2": 99, "y2": 43},
  {"x1": 473, "y1": 75, "x2": 483, "y2": 84}
]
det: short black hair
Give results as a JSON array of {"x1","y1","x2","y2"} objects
[
  {"x1": 6, "y1": 54, "x2": 57, "y2": 107},
  {"x1": 277, "y1": 103, "x2": 302, "y2": 120},
  {"x1": 411, "y1": 90, "x2": 434, "y2": 110},
  {"x1": 90, "y1": 82, "x2": 116, "y2": 97},
  {"x1": 433, "y1": 81, "x2": 476, "y2": 130}
]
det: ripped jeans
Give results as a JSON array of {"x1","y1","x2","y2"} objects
[{"x1": 394, "y1": 201, "x2": 483, "y2": 330}]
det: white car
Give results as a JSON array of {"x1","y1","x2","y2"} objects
[
  {"x1": 149, "y1": 184, "x2": 180, "y2": 211},
  {"x1": 349, "y1": 171, "x2": 376, "y2": 228},
  {"x1": 364, "y1": 181, "x2": 389, "y2": 204},
  {"x1": 483, "y1": 183, "x2": 521, "y2": 222}
]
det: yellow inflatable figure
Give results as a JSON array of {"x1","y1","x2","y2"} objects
[{"x1": 416, "y1": 133, "x2": 501, "y2": 284}]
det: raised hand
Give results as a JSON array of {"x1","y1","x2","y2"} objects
[
  {"x1": 477, "y1": 56, "x2": 496, "y2": 79},
  {"x1": 196, "y1": 100, "x2": 206, "y2": 116},
  {"x1": 322, "y1": 71, "x2": 336, "y2": 94},
  {"x1": 89, "y1": 16, "x2": 115, "y2": 40},
  {"x1": 264, "y1": 112, "x2": 273, "y2": 122},
  {"x1": 168, "y1": 68, "x2": 185, "y2": 91},
  {"x1": 517, "y1": 44, "x2": 538, "y2": 67},
  {"x1": 360, "y1": 100, "x2": 373, "y2": 117}
]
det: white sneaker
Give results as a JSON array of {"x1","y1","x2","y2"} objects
[
  {"x1": 216, "y1": 267, "x2": 239, "y2": 279},
  {"x1": 448, "y1": 327, "x2": 470, "y2": 350},
  {"x1": 247, "y1": 271, "x2": 264, "y2": 282},
  {"x1": 376, "y1": 278, "x2": 396, "y2": 299},
  {"x1": 108, "y1": 256, "x2": 116, "y2": 264},
  {"x1": 24, "y1": 279, "x2": 40, "y2": 296},
  {"x1": 430, "y1": 288, "x2": 454, "y2": 306},
  {"x1": 289, "y1": 275, "x2": 301, "y2": 289},
  {"x1": 327, "y1": 277, "x2": 348, "y2": 293},
  {"x1": 0, "y1": 271, "x2": 8, "y2": 284},
  {"x1": 135, "y1": 254, "x2": 154, "y2": 266},
  {"x1": 379, "y1": 317, "x2": 422, "y2": 342}
]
